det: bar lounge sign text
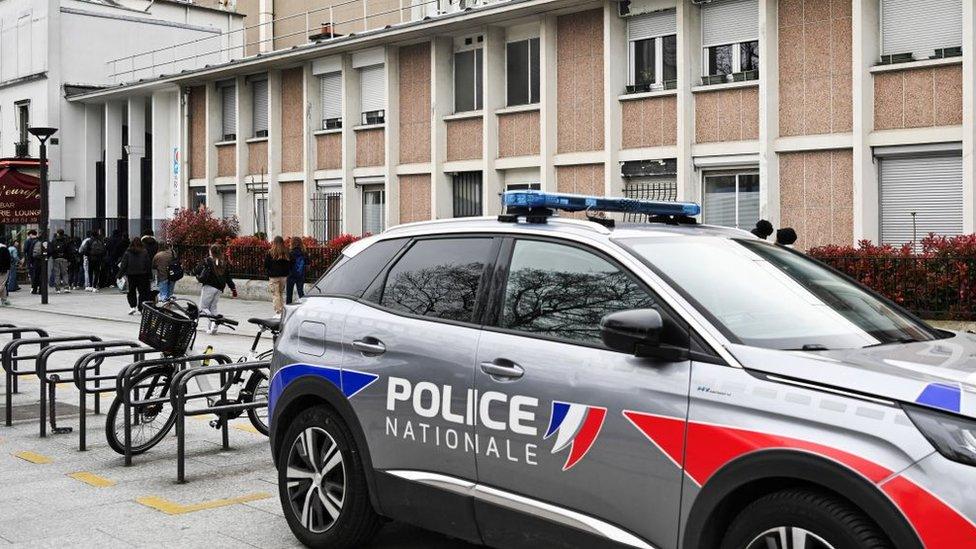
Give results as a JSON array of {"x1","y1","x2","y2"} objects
[{"x1": 0, "y1": 169, "x2": 40, "y2": 224}]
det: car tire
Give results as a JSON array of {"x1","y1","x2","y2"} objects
[
  {"x1": 720, "y1": 488, "x2": 892, "y2": 549},
  {"x1": 277, "y1": 405, "x2": 382, "y2": 549}
]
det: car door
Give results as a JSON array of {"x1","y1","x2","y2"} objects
[
  {"x1": 340, "y1": 235, "x2": 500, "y2": 544},
  {"x1": 472, "y1": 236, "x2": 692, "y2": 549}
]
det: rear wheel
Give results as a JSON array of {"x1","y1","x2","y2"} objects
[
  {"x1": 721, "y1": 489, "x2": 891, "y2": 549},
  {"x1": 277, "y1": 405, "x2": 381, "y2": 548},
  {"x1": 104, "y1": 366, "x2": 177, "y2": 455},
  {"x1": 244, "y1": 370, "x2": 270, "y2": 436}
]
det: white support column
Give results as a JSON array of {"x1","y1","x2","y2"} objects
[
  {"x1": 962, "y1": 0, "x2": 975, "y2": 233},
  {"x1": 604, "y1": 3, "x2": 626, "y2": 196},
  {"x1": 852, "y1": 0, "x2": 880, "y2": 242},
  {"x1": 126, "y1": 97, "x2": 146, "y2": 236},
  {"x1": 431, "y1": 36, "x2": 453, "y2": 220},
  {"x1": 205, "y1": 83, "x2": 220, "y2": 211},
  {"x1": 676, "y1": 0, "x2": 700, "y2": 202},
  {"x1": 258, "y1": 0, "x2": 274, "y2": 53},
  {"x1": 104, "y1": 101, "x2": 125, "y2": 219},
  {"x1": 539, "y1": 15, "x2": 558, "y2": 192},
  {"x1": 385, "y1": 46, "x2": 401, "y2": 227},
  {"x1": 303, "y1": 62, "x2": 316, "y2": 236},
  {"x1": 483, "y1": 25, "x2": 506, "y2": 215},
  {"x1": 236, "y1": 75, "x2": 253, "y2": 235},
  {"x1": 341, "y1": 55, "x2": 362, "y2": 235},
  {"x1": 151, "y1": 91, "x2": 178, "y2": 231},
  {"x1": 81, "y1": 103, "x2": 104, "y2": 221},
  {"x1": 758, "y1": 0, "x2": 779, "y2": 226},
  {"x1": 268, "y1": 69, "x2": 283, "y2": 238}
]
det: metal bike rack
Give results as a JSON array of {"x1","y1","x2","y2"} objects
[
  {"x1": 0, "y1": 327, "x2": 50, "y2": 398},
  {"x1": 171, "y1": 359, "x2": 271, "y2": 482},
  {"x1": 72, "y1": 347, "x2": 160, "y2": 451},
  {"x1": 36, "y1": 340, "x2": 144, "y2": 437},
  {"x1": 2, "y1": 334, "x2": 94, "y2": 427},
  {"x1": 116, "y1": 353, "x2": 233, "y2": 466}
]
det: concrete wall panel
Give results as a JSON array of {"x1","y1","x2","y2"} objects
[
  {"x1": 356, "y1": 128, "x2": 385, "y2": 167},
  {"x1": 556, "y1": 9, "x2": 604, "y2": 154},
  {"x1": 280, "y1": 180, "x2": 305, "y2": 237},
  {"x1": 248, "y1": 140, "x2": 269, "y2": 175},
  {"x1": 399, "y1": 42, "x2": 432, "y2": 165},
  {"x1": 621, "y1": 95, "x2": 678, "y2": 149},
  {"x1": 779, "y1": 149, "x2": 853, "y2": 249},
  {"x1": 695, "y1": 87, "x2": 760, "y2": 143},
  {"x1": 216, "y1": 143, "x2": 236, "y2": 177},
  {"x1": 281, "y1": 67, "x2": 304, "y2": 173},
  {"x1": 398, "y1": 174, "x2": 431, "y2": 223},
  {"x1": 498, "y1": 111, "x2": 540, "y2": 157},
  {"x1": 446, "y1": 118, "x2": 483, "y2": 161},
  {"x1": 874, "y1": 65, "x2": 964, "y2": 130},
  {"x1": 188, "y1": 86, "x2": 207, "y2": 179},
  {"x1": 316, "y1": 133, "x2": 342, "y2": 170}
]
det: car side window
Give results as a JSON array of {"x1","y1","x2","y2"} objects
[
  {"x1": 498, "y1": 239, "x2": 658, "y2": 347},
  {"x1": 378, "y1": 237, "x2": 493, "y2": 323},
  {"x1": 311, "y1": 238, "x2": 407, "y2": 298}
]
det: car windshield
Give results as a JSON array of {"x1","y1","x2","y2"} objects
[{"x1": 618, "y1": 236, "x2": 940, "y2": 350}]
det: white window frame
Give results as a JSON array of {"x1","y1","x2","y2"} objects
[
  {"x1": 504, "y1": 33, "x2": 540, "y2": 107},
  {"x1": 702, "y1": 41, "x2": 759, "y2": 79},
  {"x1": 318, "y1": 71, "x2": 343, "y2": 130},
  {"x1": 250, "y1": 77, "x2": 269, "y2": 138},
  {"x1": 628, "y1": 35, "x2": 676, "y2": 89},
  {"x1": 359, "y1": 64, "x2": 386, "y2": 125},
  {"x1": 361, "y1": 184, "x2": 386, "y2": 235},
  {"x1": 453, "y1": 33, "x2": 484, "y2": 113},
  {"x1": 701, "y1": 170, "x2": 760, "y2": 229},
  {"x1": 254, "y1": 191, "x2": 269, "y2": 235},
  {"x1": 218, "y1": 81, "x2": 237, "y2": 141}
]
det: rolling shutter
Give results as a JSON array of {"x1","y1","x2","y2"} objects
[
  {"x1": 880, "y1": 155, "x2": 963, "y2": 246},
  {"x1": 220, "y1": 85, "x2": 236, "y2": 139},
  {"x1": 359, "y1": 65, "x2": 385, "y2": 114},
  {"x1": 252, "y1": 79, "x2": 268, "y2": 135},
  {"x1": 218, "y1": 189, "x2": 237, "y2": 219},
  {"x1": 881, "y1": 0, "x2": 961, "y2": 58},
  {"x1": 319, "y1": 72, "x2": 342, "y2": 120},
  {"x1": 701, "y1": 0, "x2": 758, "y2": 46},
  {"x1": 627, "y1": 9, "x2": 676, "y2": 41}
]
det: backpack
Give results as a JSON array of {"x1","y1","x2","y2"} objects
[
  {"x1": 292, "y1": 253, "x2": 307, "y2": 277},
  {"x1": 167, "y1": 251, "x2": 185, "y2": 283},
  {"x1": 51, "y1": 238, "x2": 67, "y2": 258},
  {"x1": 89, "y1": 238, "x2": 106, "y2": 256}
]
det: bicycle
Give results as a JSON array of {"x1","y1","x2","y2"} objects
[{"x1": 103, "y1": 298, "x2": 280, "y2": 455}]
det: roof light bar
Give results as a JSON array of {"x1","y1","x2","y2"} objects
[{"x1": 501, "y1": 190, "x2": 701, "y2": 217}]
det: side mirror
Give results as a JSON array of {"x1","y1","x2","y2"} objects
[{"x1": 600, "y1": 309, "x2": 688, "y2": 362}]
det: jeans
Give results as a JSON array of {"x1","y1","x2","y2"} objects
[
  {"x1": 6, "y1": 267, "x2": 17, "y2": 292},
  {"x1": 199, "y1": 285, "x2": 222, "y2": 332},
  {"x1": 0, "y1": 271, "x2": 7, "y2": 300},
  {"x1": 286, "y1": 274, "x2": 305, "y2": 304},
  {"x1": 52, "y1": 258, "x2": 70, "y2": 290},
  {"x1": 157, "y1": 279, "x2": 174, "y2": 301},
  {"x1": 89, "y1": 256, "x2": 105, "y2": 288}
]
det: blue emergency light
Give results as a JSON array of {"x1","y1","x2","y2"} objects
[{"x1": 501, "y1": 190, "x2": 701, "y2": 218}]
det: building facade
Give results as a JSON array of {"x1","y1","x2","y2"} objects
[{"x1": 66, "y1": 0, "x2": 974, "y2": 249}]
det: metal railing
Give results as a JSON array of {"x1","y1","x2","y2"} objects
[
  {"x1": 815, "y1": 255, "x2": 976, "y2": 321},
  {"x1": 107, "y1": 0, "x2": 499, "y2": 84},
  {"x1": 175, "y1": 244, "x2": 342, "y2": 282}
]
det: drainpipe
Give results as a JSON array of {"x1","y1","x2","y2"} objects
[{"x1": 259, "y1": 0, "x2": 274, "y2": 53}]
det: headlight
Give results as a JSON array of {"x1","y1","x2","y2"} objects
[{"x1": 904, "y1": 404, "x2": 976, "y2": 467}]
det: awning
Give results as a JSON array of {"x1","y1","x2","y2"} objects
[{"x1": 0, "y1": 168, "x2": 40, "y2": 224}]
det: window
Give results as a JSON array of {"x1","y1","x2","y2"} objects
[
  {"x1": 506, "y1": 37, "x2": 540, "y2": 106},
  {"x1": 881, "y1": 0, "x2": 961, "y2": 62},
  {"x1": 454, "y1": 35, "x2": 484, "y2": 112},
  {"x1": 452, "y1": 172, "x2": 482, "y2": 217},
  {"x1": 505, "y1": 183, "x2": 540, "y2": 191},
  {"x1": 319, "y1": 72, "x2": 342, "y2": 130},
  {"x1": 311, "y1": 186, "x2": 342, "y2": 241},
  {"x1": 380, "y1": 238, "x2": 493, "y2": 322},
  {"x1": 312, "y1": 238, "x2": 407, "y2": 297},
  {"x1": 217, "y1": 187, "x2": 236, "y2": 219},
  {"x1": 362, "y1": 185, "x2": 385, "y2": 235},
  {"x1": 254, "y1": 191, "x2": 268, "y2": 235},
  {"x1": 702, "y1": 172, "x2": 759, "y2": 229},
  {"x1": 359, "y1": 65, "x2": 385, "y2": 125},
  {"x1": 220, "y1": 83, "x2": 237, "y2": 141},
  {"x1": 626, "y1": 10, "x2": 677, "y2": 92},
  {"x1": 701, "y1": 0, "x2": 759, "y2": 83},
  {"x1": 16, "y1": 101, "x2": 29, "y2": 143},
  {"x1": 251, "y1": 78, "x2": 269, "y2": 138},
  {"x1": 880, "y1": 154, "x2": 962, "y2": 247},
  {"x1": 190, "y1": 188, "x2": 207, "y2": 212},
  {"x1": 498, "y1": 239, "x2": 655, "y2": 346}
]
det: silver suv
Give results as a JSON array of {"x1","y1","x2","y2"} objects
[{"x1": 268, "y1": 192, "x2": 976, "y2": 549}]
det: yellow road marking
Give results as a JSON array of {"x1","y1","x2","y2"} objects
[
  {"x1": 135, "y1": 492, "x2": 272, "y2": 515},
  {"x1": 231, "y1": 423, "x2": 262, "y2": 435},
  {"x1": 68, "y1": 471, "x2": 116, "y2": 488},
  {"x1": 13, "y1": 451, "x2": 52, "y2": 464}
]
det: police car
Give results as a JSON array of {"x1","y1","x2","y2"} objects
[{"x1": 268, "y1": 190, "x2": 976, "y2": 549}]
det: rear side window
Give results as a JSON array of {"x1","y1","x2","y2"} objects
[
  {"x1": 310, "y1": 238, "x2": 407, "y2": 298},
  {"x1": 377, "y1": 237, "x2": 493, "y2": 323}
]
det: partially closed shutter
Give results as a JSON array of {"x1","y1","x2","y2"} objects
[
  {"x1": 882, "y1": 0, "x2": 961, "y2": 58},
  {"x1": 219, "y1": 190, "x2": 237, "y2": 219},
  {"x1": 701, "y1": 0, "x2": 758, "y2": 46},
  {"x1": 880, "y1": 155, "x2": 963, "y2": 246},
  {"x1": 627, "y1": 9, "x2": 676, "y2": 41},
  {"x1": 359, "y1": 65, "x2": 385, "y2": 114},
  {"x1": 221, "y1": 85, "x2": 236, "y2": 139},
  {"x1": 252, "y1": 79, "x2": 269, "y2": 135},
  {"x1": 320, "y1": 72, "x2": 342, "y2": 120}
]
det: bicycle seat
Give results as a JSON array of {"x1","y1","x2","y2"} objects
[{"x1": 248, "y1": 317, "x2": 282, "y2": 332}]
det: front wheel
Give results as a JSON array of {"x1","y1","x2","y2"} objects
[
  {"x1": 277, "y1": 405, "x2": 381, "y2": 548},
  {"x1": 721, "y1": 489, "x2": 892, "y2": 549},
  {"x1": 104, "y1": 366, "x2": 177, "y2": 455},
  {"x1": 244, "y1": 370, "x2": 270, "y2": 436}
]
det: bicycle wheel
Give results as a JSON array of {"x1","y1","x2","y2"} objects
[
  {"x1": 244, "y1": 369, "x2": 270, "y2": 436},
  {"x1": 104, "y1": 366, "x2": 177, "y2": 455}
]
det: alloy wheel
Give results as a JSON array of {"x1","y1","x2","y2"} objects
[
  {"x1": 285, "y1": 427, "x2": 346, "y2": 534},
  {"x1": 745, "y1": 527, "x2": 836, "y2": 549}
]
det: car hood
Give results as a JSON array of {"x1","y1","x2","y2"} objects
[{"x1": 728, "y1": 331, "x2": 976, "y2": 418}]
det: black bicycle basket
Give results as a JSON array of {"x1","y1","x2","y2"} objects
[{"x1": 139, "y1": 303, "x2": 196, "y2": 355}]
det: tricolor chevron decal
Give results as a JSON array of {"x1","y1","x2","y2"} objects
[{"x1": 544, "y1": 401, "x2": 607, "y2": 471}]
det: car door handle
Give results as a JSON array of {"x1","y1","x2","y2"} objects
[
  {"x1": 480, "y1": 359, "x2": 524, "y2": 380},
  {"x1": 352, "y1": 338, "x2": 386, "y2": 355}
]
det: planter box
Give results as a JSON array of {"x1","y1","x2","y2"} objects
[
  {"x1": 879, "y1": 52, "x2": 913, "y2": 65},
  {"x1": 732, "y1": 70, "x2": 758, "y2": 82},
  {"x1": 700, "y1": 75, "x2": 726, "y2": 86},
  {"x1": 625, "y1": 83, "x2": 653, "y2": 94}
]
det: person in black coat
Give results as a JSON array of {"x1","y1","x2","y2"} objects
[{"x1": 118, "y1": 237, "x2": 152, "y2": 314}]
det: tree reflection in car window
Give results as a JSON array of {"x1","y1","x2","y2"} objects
[
  {"x1": 500, "y1": 240, "x2": 654, "y2": 345},
  {"x1": 380, "y1": 238, "x2": 491, "y2": 322}
]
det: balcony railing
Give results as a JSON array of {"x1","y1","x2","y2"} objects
[{"x1": 106, "y1": 0, "x2": 503, "y2": 85}]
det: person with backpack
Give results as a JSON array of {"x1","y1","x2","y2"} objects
[
  {"x1": 7, "y1": 236, "x2": 20, "y2": 293},
  {"x1": 118, "y1": 237, "x2": 152, "y2": 315},
  {"x1": 0, "y1": 236, "x2": 11, "y2": 306},
  {"x1": 79, "y1": 231, "x2": 93, "y2": 290},
  {"x1": 87, "y1": 229, "x2": 107, "y2": 291},
  {"x1": 194, "y1": 244, "x2": 237, "y2": 334},
  {"x1": 265, "y1": 236, "x2": 291, "y2": 316},
  {"x1": 68, "y1": 236, "x2": 83, "y2": 290},
  {"x1": 50, "y1": 229, "x2": 71, "y2": 294},
  {"x1": 23, "y1": 230, "x2": 38, "y2": 294},
  {"x1": 152, "y1": 242, "x2": 181, "y2": 302},
  {"x1": 286, "y1": 237, "x2": 307, "y2": 305}
]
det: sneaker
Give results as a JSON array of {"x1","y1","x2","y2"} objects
[
  {"x1": 56, "y1": 289, "x2": 62, "y2": 294},
  {"x1": 64, "y1": 289, "x2": 71, "y2": 294},
  {"x1": 128, "y1": 307, "x2": 138, "y2": 315},
  {"x1": 1, "y1": 299, "x2": 9, "y2": 306}
]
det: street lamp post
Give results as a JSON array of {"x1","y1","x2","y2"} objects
[{"x1": 28, "y1": 127, "x2": 57, "y2": 305}]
